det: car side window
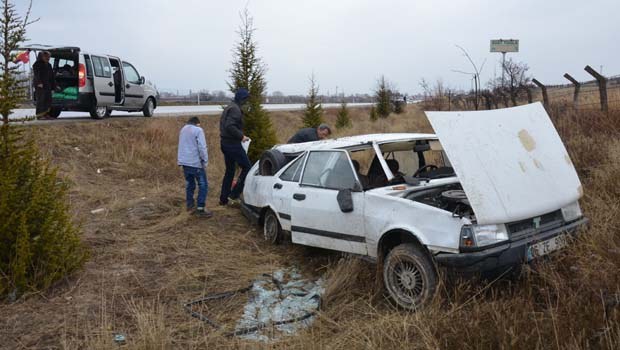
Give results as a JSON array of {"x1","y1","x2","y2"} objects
[
  {"x1": 280, "y1": 154, "x2": 305, "y2": 182},
  {"x1": 92, "y1": 56, "x2": 111, "y2": 78},
  {"x1": 122, "y1": 62, "x2": 141, "y2": 84},
  {"x1": 301, "y1": 151, "x2": 357, "y2": 190}
]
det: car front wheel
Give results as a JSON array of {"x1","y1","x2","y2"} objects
[
  {"x1": 143, "y1": 98, "x2": 155, "y2": 117},
  {"x1": 263, "y1": 210, "x2": 282, "y2": 245},
  {"x1": 383, "y1": 243, "x2": 437, "y2": 310}
]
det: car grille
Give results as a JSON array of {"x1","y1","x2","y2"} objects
[{"x1": 506, "y1": 210, "x2": 564, "y2": 240}]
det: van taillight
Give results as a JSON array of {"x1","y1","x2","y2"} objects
[{"x1": 78, "y1": 63, "x2": 86, "y2": 88}]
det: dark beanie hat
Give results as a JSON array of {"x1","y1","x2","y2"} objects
[
  {"x1": 187, "y1": 116, "x2": 200, "y2": 125},
  {"x1": 234, "y1": 88, "x2": 250, "y2": 103}
]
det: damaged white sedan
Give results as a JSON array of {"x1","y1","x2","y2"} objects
[{"x1": 241, "y1": 103, "x2": 588, "y2": 310}]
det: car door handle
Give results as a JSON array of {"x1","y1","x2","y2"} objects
[
  {"x1": 273, "y1": 183, "x2": 283, "y2": 190},
  {"x1": 108, "y1": 82, "x2": 114, "y2": 87},
  {"x1": 293, "y1": 193, "x2": 306, "y2": 201},
  {"x1": 126, "y1": 84, "x2": 131, "y2": 89}
]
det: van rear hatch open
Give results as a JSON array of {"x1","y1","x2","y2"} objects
[
  {"x1": 426, "y1": 103, "x2": 582, "y2": 225},
  {"x1": 20, "y1": 45, "x2": 81, "y2": 102}
]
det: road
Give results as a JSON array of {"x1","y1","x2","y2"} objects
[{"x1": 10, "y1": 103, "x2": 373, "y2": 124}]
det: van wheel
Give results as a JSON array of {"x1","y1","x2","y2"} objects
[
  {"x1": 90, "y1": 106, "x2": 110, "y2": 119},
  {"x1": 143, "y1": 98, "x2": 155, "y2": 117},
  {"x1": 383, "y1": 243, "x2": 437, "y2": 310},
  {"x1": 259, "y1": 149, "x2": 287, "y2": 176},
  {"x1": 49, "y1": 108, "x2": 62, "y2": 119},
  {"x1": 263, "y1": 210, "x2": 282, "y2": 245}
]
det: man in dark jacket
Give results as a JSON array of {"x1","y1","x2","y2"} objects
[
  {"x1": 32, "y1": 51, "x2": 56, "y2": 120},
  {"x1": 287, "y1": 123, "x2": 331, "y2": 144},
  {"x1": 219, "y1": 88, "x2": 251, "y2": 206}
]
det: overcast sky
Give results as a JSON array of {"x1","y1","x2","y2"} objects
[{"x1": 16, "y1": 0, "x2": 620, "y2": 95}]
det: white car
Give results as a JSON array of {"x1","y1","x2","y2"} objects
[{"x1": 241, "y1": 103, "x2": 588, "y2": 309}]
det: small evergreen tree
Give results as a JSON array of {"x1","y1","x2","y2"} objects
[
  {"x1": 0, "y1": 0, "x2": 33, "y2": 125},
  {"x1": 302, "y1": 74, "x2": 323, "y2": 128},
  {"x1": 335, "y1": 99, "x2": 351, "y2": 129},
  {"x1": 375, "y1": 75, "x2": 393, "y2": 118},
  {"x1": 0, "y1": 0, "x2": 86, "y2": 299},
  {"x1": 369, "y1": 106, "x2": 378, "y2": 122},
  {"x1": 228, "y1": 8, "x2": 277, "y2": 162},
  {"x1": 0, "y1": 128, "x2": 87, "y2": 298}
]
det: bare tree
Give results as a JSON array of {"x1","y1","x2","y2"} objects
[
  {"x1": 488, "y1": 58, "x2": 531, "y2": 106},
  {"x1": 452, "y1": 45, "x2": 486, "y2": 110}
]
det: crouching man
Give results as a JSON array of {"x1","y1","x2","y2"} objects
[{"x1": 178, "y1": 116, "x2": 213, "y2": 218}]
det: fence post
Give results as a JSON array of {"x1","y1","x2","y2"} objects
[
  {"x1": 532, "y1": 79, "x2": 549, "y2": 107},
  {"x1": 584, "y1": 65, "x2": 608, "y2": 112},
  {"x1": 563, "y1": 73, "x2": 581, "y2": 109}
]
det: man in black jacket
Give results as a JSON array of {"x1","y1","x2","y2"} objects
[
  {"x1": 287, "y1": 123, "x2": 331, "y2": 144},
  {"x1": 32, "y1": 51, "x2": 57, "y2": 120},
  {"x1": 219, "y1": 88, "x2": 251, "y2": 206}
]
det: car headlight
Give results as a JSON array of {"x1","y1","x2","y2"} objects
[
  {"x1": 460, "y1": 224, "x2": 509, "y2": 249},
  {"x1": 561, "y1": 202, "x2": 582, "y2": 222}
]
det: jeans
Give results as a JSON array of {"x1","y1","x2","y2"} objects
[
  {"x1": 183, "y1": 166, "x2": 208, "y2": 209},
  {"x1": 220, "y1": 142, "x2": 251, "y2": 204}
]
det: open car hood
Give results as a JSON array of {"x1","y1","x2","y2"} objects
[{"x1": 426, "y1": 103, "x2": 582, "y2": 225}]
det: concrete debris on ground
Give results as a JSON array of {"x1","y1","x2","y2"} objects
[
  {"x1": 90, "y1": 208, "x2": 106, "y2": 215},
  {"x1": 235, "y1": 267, "x2": 324, "y2": 342}
]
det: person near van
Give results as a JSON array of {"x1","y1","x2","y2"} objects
[
  {"x1": 219, "y1": 88, "x2": 251, "y2": 206},
  {"x1": 178, "y1": 116, "x2": 212, "y2": 218},
  {"x1": 287, "y1": 124, "x2": 332, "y2": 144},
  {"x1": 32, "y1": 51, "x2": 56, "y2": 120}
]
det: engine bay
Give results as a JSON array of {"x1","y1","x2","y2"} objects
[{"x1": 404, "y1": 183, "x2": 475, "y2": 221}]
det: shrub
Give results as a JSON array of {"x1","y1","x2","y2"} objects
[
  {"x1": 0, "y1": 126, "x2": 86, "y2": 299},
  {"x1": 369, "y1": 106, "x2": 378, "y2": 122},
  {"x1": 335, "y1": 100, "x2": 351, "y2": 129}
]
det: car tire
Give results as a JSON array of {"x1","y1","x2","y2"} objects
[
  {"x1": 263, "y1": 210, "x2": 282, "y2": 244},
  {"x1": 383, "y1": 243, "x2": 437, "y2": 310},
  {"x1": 90, "y1": 105, "x2": 110, "y2": 119},
  {"x1": 259, "y1": 149, "x2": 287, "y2": 176},
  {"x1": 49, "y1": 108, "x2": 62, "y2": 119},
  {"x1": 143, "y1": 97, "x2": 155, "y2": 117}
]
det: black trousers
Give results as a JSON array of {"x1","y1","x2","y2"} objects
[{"x1": 35, "y1": 87, "x2": 52, "y2": 117}]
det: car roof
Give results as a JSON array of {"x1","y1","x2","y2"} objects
[
  {"x1": 18, "y1": 44, "x2": 116, "y2": 58},
  {"x1": 274, "y1": 133, "x2": 437, "y2": 154}
]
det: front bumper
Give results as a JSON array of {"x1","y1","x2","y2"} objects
[{"x1": 434, "y1": 217, "x2": 589, "y2": 273}]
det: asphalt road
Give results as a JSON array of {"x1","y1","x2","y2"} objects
[{"x1": 10, "y1": 103, "x2": 373, "y2": 124}]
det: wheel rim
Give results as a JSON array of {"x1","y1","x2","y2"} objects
[
  {"x1": 264, "y1": 214, "x2": 278, "y2": 242},
  {"x1": 386, "y1": 256, "x2": 426, "y2": 306},
  {"x1": 96, "y1": 106, "x2": 107, "y2": 117}
]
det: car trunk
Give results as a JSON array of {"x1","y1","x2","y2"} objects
[
  {"x1": 20, "y1": 45, "x2": 81, "y2": 103},
  {"x1": 426, "y1": 103, "x2": 583, "y2": 225},
  {"x1": 49, "y1": 48, "x2": 80, "y2": 102}
]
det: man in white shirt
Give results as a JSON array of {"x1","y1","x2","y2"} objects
[{"x1": 178, "y1": 116, "x2": 212, "y2": 218}]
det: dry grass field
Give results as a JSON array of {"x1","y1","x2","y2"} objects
[{"x1": 1, "y1": 104, "x2": 619, "y2": 349}]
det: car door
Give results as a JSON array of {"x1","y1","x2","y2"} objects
[
  {"x1": 122, "y1": 61, "x2": 146, "y2": 108},
  {"x1": 90, "y1": 55, "x2": 115, "y2": 106},
  {"x1": 271, "y1": 153, "x2": 306, "y2": 231},
  {"x1": 290, "y1": 150, "x2": 367, "y2": 255}
]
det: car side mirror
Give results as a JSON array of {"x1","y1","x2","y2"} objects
[
  {"x1": 140, "y1": 76, "x2": 145, "y2": 85},
  {"x1": 337, "y1": 189, "x2": 354, "y2": 213}
]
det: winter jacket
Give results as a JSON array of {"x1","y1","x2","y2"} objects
[
  {"x1": 220, "y1": 102, "x2": 244, "y2": 144},
  {"x1": 288, "y1": 127, "x2": 319, "y2": 144},
  {"x1": 33, "y1": 60, "x2": 55, "y2": 90}
]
